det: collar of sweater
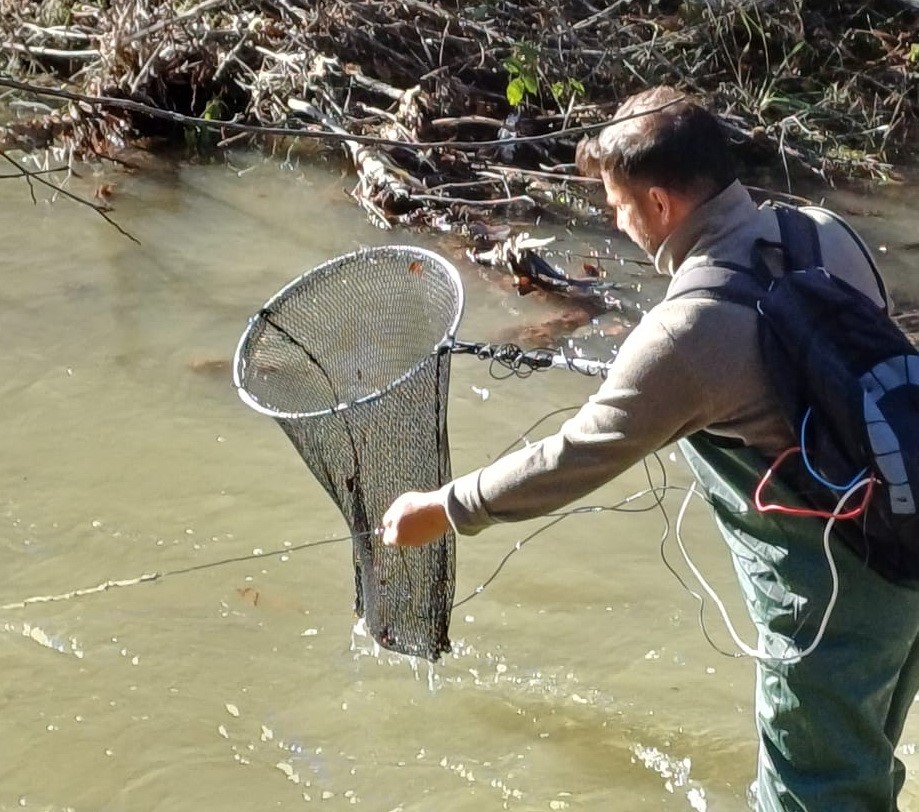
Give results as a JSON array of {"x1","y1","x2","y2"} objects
[{"x1": 653, "y1": 180, "x2": 758, "y2": 277}]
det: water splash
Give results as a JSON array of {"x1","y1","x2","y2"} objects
[
  {"x1": 4, "y1": 622, "x2": 84, "y2": 658},
  {"x1": 631, "y1": 743, "x2": 707, "y2": 811}
]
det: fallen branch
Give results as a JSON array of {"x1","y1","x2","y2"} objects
[{"x1": 1, "y1": 41, "x2": 100, "y2": 60}]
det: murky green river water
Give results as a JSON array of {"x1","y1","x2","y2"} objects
[{"x1": 1, "y1": 153, "x2": 917, "y2": 811}]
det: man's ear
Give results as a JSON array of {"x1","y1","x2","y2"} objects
[
  {"x1": 647, "y1": 186, "x2": 672, "y2": 220},
  {"x1": 648, "y1": 185, "x2": 696, "y2": 228}
]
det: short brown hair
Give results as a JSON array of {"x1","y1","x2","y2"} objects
[{"x1": 576, "y1": 86, "x2": 735, "y2": 199}]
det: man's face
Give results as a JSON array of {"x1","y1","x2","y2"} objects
[{"x1": 601, "y1": 172, "x2": 667, "y2": 259}]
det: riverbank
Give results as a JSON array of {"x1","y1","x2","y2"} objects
[
  {"x1": 1, "y1": 0, "x2": 917, "y2": 331},
  {"x1": 2, "y1": 1, "x2": 917, "y2": 203}
]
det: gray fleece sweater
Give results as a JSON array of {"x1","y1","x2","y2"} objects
[{"x1": 442, "y1": 181, "x2": 885, "y2": 535}]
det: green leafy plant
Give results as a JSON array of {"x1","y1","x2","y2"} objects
[
  {"x1": 184, "y1": 97, "x2": 227, "y2": 155},
  {"x1": 551, "y1": 78, "x2": 585, "y2": 107},
  {"x1": 503, "y1": 43, "x2": 540, "y2": 107},
  {"x1": 503, "y1": 42, "x2": 585, "y2": 111}
]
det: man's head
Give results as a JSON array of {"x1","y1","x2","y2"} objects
[{"x1": 575, "y1": 86, "x2": 736, "y2": 257}]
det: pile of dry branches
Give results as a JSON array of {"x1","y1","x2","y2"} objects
[{"x1": 1, "y1": 0, "x2": 917, "y2": 234}]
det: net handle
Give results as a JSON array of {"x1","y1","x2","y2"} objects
[{"x1": 450, "y1": 340, "x2": 614, "y2": 377}]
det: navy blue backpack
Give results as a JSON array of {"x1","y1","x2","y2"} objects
[{"x1": 670, "y1": 202, "x2": 919, "y2": 584}]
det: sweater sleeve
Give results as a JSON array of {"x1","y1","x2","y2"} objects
[{"x1": 442, "y1": 308, "x2": 715, "y2": 535}]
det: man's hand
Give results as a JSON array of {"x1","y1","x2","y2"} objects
[{"x1": 381, "y1": 490, "x2": 450, "y2": 547}]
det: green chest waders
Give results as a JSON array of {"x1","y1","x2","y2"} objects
[{"x1": 679, "y1": 434, "x2": 919, "y2": 812}]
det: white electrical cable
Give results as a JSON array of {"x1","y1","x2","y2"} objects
[
  {"x1": 674, "y1": 477, "x2": 873, "y2": 663},
  {"x1": 547, "y1": 351, "x2": 614, "y2": 376}
]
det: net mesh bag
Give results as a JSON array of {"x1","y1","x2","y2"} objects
[{"x1": 233, "y1": 246, "x2": 463, "y2": 661}]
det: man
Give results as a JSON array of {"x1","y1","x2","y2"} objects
[{"x1": 381, "y1": 86, "x2": 919, "y2": 811}]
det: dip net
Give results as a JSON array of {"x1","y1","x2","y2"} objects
[{"x1": 233, "y1": 246, "x2": 462, "y2": 661}]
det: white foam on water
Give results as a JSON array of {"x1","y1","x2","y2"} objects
[
  {"x1": 4, "y1": 622, "x2": 85, "y2": 659},
  {"x1": 631, "y1": 742, "x2": 708, "y2": 811}
]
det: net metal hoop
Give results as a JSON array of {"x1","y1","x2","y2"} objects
[{"x1": 232, "y1": 245, "x2": 464, "y2": 421}]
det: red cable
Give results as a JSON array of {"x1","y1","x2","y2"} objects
[{"x1": 754, "y1": 446, "x2": 875, "y2": 519}]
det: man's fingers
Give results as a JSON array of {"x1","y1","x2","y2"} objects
[
  {"x1": 381, "y1": 519, "x2": 398, "y2": 547},
  {"x1": 380, "y1": 493, "x2": 413, "y2": 547},
  {"x1": 379, "y1": 491, "x2": 447, "y2": 548}
]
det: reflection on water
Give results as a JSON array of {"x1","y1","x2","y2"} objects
[{"x1": 1, "y1": 153, "x2": 918, "y2": 811}]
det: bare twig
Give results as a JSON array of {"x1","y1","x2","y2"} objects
[
  {"x1": 0, "y1": 41, "x2": 100, "y2": 60},
  {"x1": 412, "y1": 192, "x2": 537, "y2": 207},
  {"x1": 0, "y1": 150, "x2": 139, "y2": 244},
  {"x1": 126, "y1": 0, "x2": 229, "y2": 43}
]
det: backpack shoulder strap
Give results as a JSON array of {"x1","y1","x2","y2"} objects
[
  {"x1": 771, "y1": 202, "x2": 822, "y2": 271},
  {"x1": 666, "y1": 258, "x2": 763, "y2": 308}
]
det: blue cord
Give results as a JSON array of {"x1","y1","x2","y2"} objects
[{"x1": 799, "y1": 408, "x2": 869, "y2": 491}]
